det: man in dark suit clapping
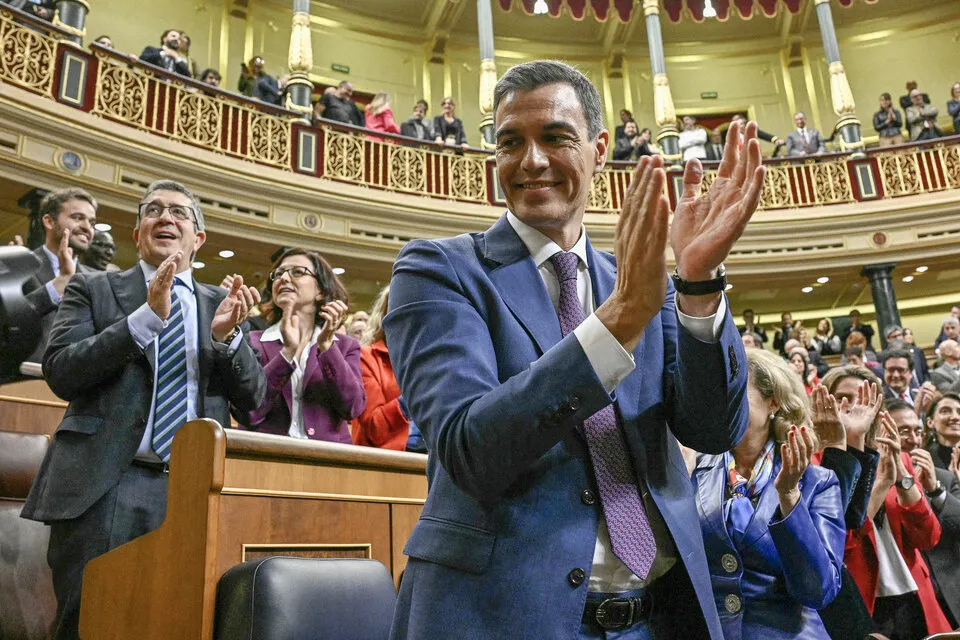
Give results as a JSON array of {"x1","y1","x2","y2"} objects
[{"x1": 21, "y1": 180, "x2": 266, "y2": 640}]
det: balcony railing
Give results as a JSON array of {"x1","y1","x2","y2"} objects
[{"x1": 3, "y1": 3, "x2": 960, "y2": 216}]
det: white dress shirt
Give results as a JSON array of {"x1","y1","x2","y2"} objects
[
  {"x1": 258, "y1": 323, "x2": 327, "y2": 439},
  {"x1": 874, "y1": 517, "x2": 919, "y2": 597},
  {"x1": 127, "y1": 260, "x2": 241, "y2": 462},
  {"x1": 506, "y1": 212, "x2": 726, "y2": 592},
  {"x1": 679, "y1": 128, "x2": 708, "y2": 162}
]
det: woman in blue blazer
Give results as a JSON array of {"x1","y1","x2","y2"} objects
[{"x1": 692, "y1": 348, "x2": 846, "y2": 639}]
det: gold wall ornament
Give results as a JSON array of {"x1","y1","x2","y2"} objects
[
  {"x1": 175, "y1": 92, "x2": 223, "y2": 147},
  {"x1": 643, "y1": 0, "x2": 660, "y2": 16},
  {"x1": 449, "y1": 155, "x2": 486, "y2": 201},
  {"x1": 0, "y1": 8, "x2": 57, "y2": 94},
  {"x1": 288, "y1": 12, "x2": 313, "y2": 75},
  {"x1": 478, "y1": 58, "x2": 497, "y2": 117},
  {"x1": 652, "y1": 73, "x2": 677, "y2": 128},
  {"x1": 588, "y1": 172, "x2": 613, "y2": 211},
  {"x1": 827, "y1": 61, "x2": 856, "y2": 117}
]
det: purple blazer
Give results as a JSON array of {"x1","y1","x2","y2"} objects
[{"x1": 239, "y1": 328, "x2": 366, "y2": 444}]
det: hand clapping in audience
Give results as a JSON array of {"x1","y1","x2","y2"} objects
[
  {"x1": 774, "y1": 424, "x2": 815, "y2": 517},
  {"x1": 212, "y1": 274, "x2": 260, "y2": 342},
  {"x1": 51, "y1": 229, "x2": 75, "y2": 296}
]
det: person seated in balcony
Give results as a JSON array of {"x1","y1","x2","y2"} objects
[
  {"x1": 900, "y1": 80, "x2": 931, "y2": 111},
  {"x1": 433, "y1": 96, "x2": 468, "y2": 149},
  {"x1": 874, "y1": 93, "x2": 905, "y2": 147},
  {"x1": 238, "y1": 56, "x2": 264, "y2": 97},
  {"x1": 318, "y1": 81, "x2": 364, "y2": 127},
  {"x1": 256, "y1": 71, "x2": 287, "y2": 106},
  {"x1": 907, "y1": 89, "x2": 941, "y2": 141},
  {"x1": 139, "y1": 29, "x2": 191, "y2": 77},
  {"x1": 678, "y1": 115, "x2": 706, "y2": 162},
  {"x1": 705, "y1": 130, "x2": 725, "y2": 161},
  {"x1": 93, "y1": 35, "x2": 113, "y2": 49},
  {"x1": 612, "y1": 120, "x2": 653, "y2": 161},
  {"x1": 948, "y1": 82, "x2": 960, "y2": 135},
  {"x1": 199, "y1": 68, "x2": 221, "y2": 89},
  {"x1": 930, "y1": 340, "x2": 960, "y2": 394},
  {"x1": 785, "y1": 112, "x2": 825, "y2": 157},
  {"x1": 179, "y1": 32, "x2": 200, "y2": 79},
  {"x1": 364, "y1": 92, "x2": 401, "y2": 141},
  {"x1": 400, "y1": 99, "x2": 434, "y2": 141},
  {"x1": 237, "y1": 248, "x2": 365, "y2": 444}
]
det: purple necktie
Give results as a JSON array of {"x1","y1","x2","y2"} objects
[{"x1": 549, "y1": 251, "x2": 657, "y2": 579}]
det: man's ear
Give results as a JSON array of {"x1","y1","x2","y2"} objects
[
  {"x1": 42, "y1": 214, "x2": 56, "y2": 232},
  {"x1": 594, "y1": 129, "x2": 609, "y2": 173}
]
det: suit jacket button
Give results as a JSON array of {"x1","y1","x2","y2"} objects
[
  {"x1": 580, "y1": 490, "x2": 596, "y2": 506},
  {"x1": 568, "y1": 395, "x2": 580, "y2": 412},
  {"x1": 724, "y1": 594, "x2": 742, "y2": 613},
  {"x1": 721, "y1": 553, "x2": 738, "y2": 573},
  {"x1": 567, "y1": 568, "x2": 585, "y2": 587}
]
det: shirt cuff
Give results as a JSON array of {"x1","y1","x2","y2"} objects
[
  {"x1": 212, "y1": 327, "x2": 243, "y2": 357},
  {"x1": 930, "y1": 490, "x2": 947, "y2": 511},
  {"x1": 676, "y1": 295, "x2": 727, "y2": 344},
  {"x1": 127, "y1": 303, "x2": 165, "y2": 349},
  {"x1": 573, "y1": 313, "x2": 635, "y2": 394},
  {"x1": 44, "y1": 281, "x2": 62, "y2": 306}
]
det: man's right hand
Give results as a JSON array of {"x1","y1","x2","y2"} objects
[
  {"x1": 595, "y1": 156, "x2": 669, "y2": 352},
  {"x1": 147, "y1": 251, "x2": 181, "y2": 320},
  {"x1": 50, "y1": 229, "x2": 75, "y2": 296}
]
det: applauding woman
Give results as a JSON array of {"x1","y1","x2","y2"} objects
[
  {"x1": 691, "y1": 348, "x2": 845, "y2": 639},
  {"x1": 237, "y1": 248, "x2": 365, "y2": 443}
]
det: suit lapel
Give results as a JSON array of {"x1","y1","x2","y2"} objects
[
  {"x1": 33, "y1": 247, "x2": 56, "y2": 283},
  {"x1": 481, "y1": 215, "x2": 562, "y2": 354},
  {"x1": 109, "y1": 265, "x2": 152, "y2": 368},
  {"x1": 696, "y1": 455, "x2": 732, "y2": 542},
  {"x1": 742, "y1": 456, "x2": 783, "y2": 545},
  {"x1": 194, "y1": 281, "x2": 219, "y2": 405}
]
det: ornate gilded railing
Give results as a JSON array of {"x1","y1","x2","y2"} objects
[{"x1": 3, "y1": 2, "x2": 960, "y2": 215}]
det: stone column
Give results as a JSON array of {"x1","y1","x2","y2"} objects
[
  {"x1": 285, "y1": 0, "x2": 314, "y2": 117},
  {"x1": 814, "y1": 0, "x2": 862, "y2": 152},
  {"x1": 476, "y1": 0, "x2": 497, "y2": 147},
  {"x1": 642, "y1": 0, "x2": 679, "y2": 161},
  {"x1": 861, "y1": 263, "x2": 902, "y2": 349},
  {"x1": 53, "y1": 0, "x2": 89, "y2": 45}
]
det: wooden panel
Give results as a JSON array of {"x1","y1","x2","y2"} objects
[
  {"x1": 390, "y1": 503, "x2": 422, "y2": 588},
  {"x1": 216, "y1": 496, "x2": 392, "y2": 578},
  {"x1": 0, "y1": 379, "x2": 65, "y2": 437},
  {"x1": 242, "y1": 545, "x2": 370, "y2": 562}
]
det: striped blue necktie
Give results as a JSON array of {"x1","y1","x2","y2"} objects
[{"x1": 151, "y1": 283, "x2": 188, "y2": 462}]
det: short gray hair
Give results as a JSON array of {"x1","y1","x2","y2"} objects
[
  {"x1": 493, "y1": 60, "x2": 603, "y2": 141},
  {"x1": 139, "y1": 180, "x2": 205, "y2": 231},
  {"x1": 945, "y1": 316, "x2": 960, "y2": 328}
]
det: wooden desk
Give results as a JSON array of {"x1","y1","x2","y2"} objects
[
  {"x1": 79, "y1": 420, "x2": 428, "y2": 640},
  {"x1": 0, "y1": 377, "x2": 65, "y2": 437}
]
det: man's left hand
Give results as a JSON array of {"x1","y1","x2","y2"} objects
[
  {"x1": 212, "y1": 274, "x2": 261, "y2": 342},
  {"x1": 670, "y1": 120, "x2": 766, "y2": 315},
  {"x1": 909, "y1": 448, "x2": 938, "y2": 493}
]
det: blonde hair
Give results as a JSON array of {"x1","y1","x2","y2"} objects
[
  {"x1": 369, "y1": 92, "x2": 390, "y2": 114},
  {"x1": 361, "y1": 285, "x2": 389, "y2": 347},
  {"x1": 747, "y1": 349, "x2": 814, "y2": 445}
]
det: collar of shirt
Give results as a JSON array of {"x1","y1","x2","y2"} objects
[
  {"x1": 42, "y1": 244, "x2": 78, "y2": 277},
  {"x1": 260, "y1": 322, "x2": 323, "y2": 344},
  {"x1": 506, "y1": 210, "x2": 589, "y2": 270},
  {"x1": 139, "y1": 259, "x2": 195, "y2": 292}
]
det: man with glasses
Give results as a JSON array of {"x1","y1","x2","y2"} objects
[
  {"x1": 882, "y1": 347, "x2": 919, "y2": 406},
  {"x1": 21, "y1": 180, "x2": 266, "y2": 640}
]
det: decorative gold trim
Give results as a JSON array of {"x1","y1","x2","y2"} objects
[
  {"x1": 652, "y1": 73, "x2": 676, "y2": 129},
  {"x1": 478, "y1": 58, "x2": 497, "y2": 117},
  {"x1": 827, "y1": 61, "x2": 856, "y2": 117},
  {"x1": 221, "y1": 487, "x2": 426, "y2": 505},
  {"x1": 51, "y1": 10, "x2": 84, "y2": 39},
  {"x1": 287, "y1": 12, "x2": 313, "y2": 75}
]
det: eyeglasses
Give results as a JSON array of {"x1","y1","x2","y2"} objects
[
  {"x1": 884, "y1": 366, "x2": 909, "y2": 375},
  {"x1": 139, "y1": 202, "x2": 195, "y2": 223},
  {"x1": 269, "y1": 266, "x2": 317, "y2": 281}
]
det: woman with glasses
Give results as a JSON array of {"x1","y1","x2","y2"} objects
[
  {"x1": 691, "y1": 348, "x2": 845, "y2": 639},
  {"x1": 235, "y1": 248, "x2": 365, "y2": 443}
]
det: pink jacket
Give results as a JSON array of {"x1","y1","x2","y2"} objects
[{"x1": 364, "y1": 106, "x2": 400, "y2": 142}]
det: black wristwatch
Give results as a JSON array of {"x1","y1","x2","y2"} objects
[
  {"x1": 896, "y1": 474, "x2": 915, "y2": 491},
  {"x1": 926, "y1": 481, "x2": 945, "y2": 498},
  {"x1": 671, "y1": 264, "x2": 727, "y2": 296}
]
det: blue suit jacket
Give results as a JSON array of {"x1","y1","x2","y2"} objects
[
  {"x1": 384, "y1": 214, "x2": 749, "y2": 639},
  {"x1": 693, "y1": 453, "x2": 846, "y2": 640}
]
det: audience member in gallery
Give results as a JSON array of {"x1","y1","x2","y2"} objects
[
  {"x1": 400, "y1": 99, "x2": 435, "y2": 142},
  {"x1": 887, "y1": 324, "x2": 930, "y2": 385},
  {"x1": 199, "y1": 68, "x2": 221, "y2": 89},
  {"x1": 93, "y1": 35, "x2": 113, "y2": 49},
  {"x1": 930, "y1": 339, "x2": 960, "y2": 393},
  {"x1": 738, "y1": 308, "x2": 768, "y2": 345},
  {"x1": 139, "y1": 29, "x2": 191, "y2": 78},
  {"x1": 691, "y1": 348, "x2": 844, "y2": 639},
  {"x1": 78, "y1": 230, "x2": 118, "y2": 272},
  {"x1": 364, "y1": 92, "x2": 401, "y2": 142},
  {"x1": 882, "y1": 346, "x2": 919, "y2": 405},
  {"x1": 319, "y1": 81, "x2": 365, "y2": 127},
  {"x1": 346, "y1": 311, "x2": 368, "y2": 341},
  {"x1": 811, "y1": 317, "x2": 841, "y2": 355},
  {"x1": 899, "y1": 80, "x2": 931, "y2": 111},
  {"x1": 949, "y1": 82, "x2": 960, "y2": 136},
  {"x1": 888, "y1": 398, "x2": 960, "y2": 628},
  {"x1": 785, "y1": 112, "x2": 825, "y2": 157},
  {"x1": 238, "y1": 56, "x2": 265, "y2": 97},
  {"x1": 21, "y1": 187, "x2": 97, "y2": 364},
  {"x1": 613, "y1": 108, "x2": 632, "y2": 146},
  {"x1": 178, "y1": 32, "x2": 200, "y2": 79},
  {"x1": 924, "y1": 392, "x2": 960, "y2": 472},
  {"x1": 678, "y1": 114, "x2": 707, "y2": 162},
  {"x1": 432, "y1": 96, "x2": 468, "y2": 148},
  {"x1": 906, "y1": 89, "x2": 941, "y2": 141},
  {"x1": 612, "y1": 121, "x2": 654, "y2": 161},
  {"x1": 352, "y1": 286, "x2": 416, "y2": 451},
  {"x1": 787, "y1": 345, "x2": 818, "y2": 395},
  {"x1": 839, "y1": 309, "x2": 876, "y2": 353},
  {"x1": 935, "y1": 312, "x2": 960, "y2": 349},
  {"x1": 874, "y1": 93, "x2": 906, "y2": 147},
  {"x1": 237, "y1": 248, "x2": 366, "y2": 444}
]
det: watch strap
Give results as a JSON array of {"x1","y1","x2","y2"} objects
[{"x1": 670, "y1": 265, "x2": 727, "y2": 296}]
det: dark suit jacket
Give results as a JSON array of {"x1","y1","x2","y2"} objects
[
  {"x1": 21, "y1": 246, "x2": 91, "y2": 365},
  {"x1": 21, "y1": 265, "x2": 266, "y2": 523},
  {"x1": 925, "y1": 467, "x2": 960, "y2": 624},
  {"x1": 139, "y1": 46, "x2": 191, "y2": 77},
  {"x1": 255, "y1": 74, "x2": 281, "y2": 106},
  {"x1": 930, "y1": 363, "x2": 960, "y2": 393},
  {"x1": 705, "y1": 142, "x2": 724, "y2": 162},
  {"x1": 384, "y1": 214, "x2": 749, "y2": 639}
]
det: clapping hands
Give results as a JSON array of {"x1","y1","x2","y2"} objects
[{"x1": 774, "y1": 425, "x2": 815, "y2": 517}]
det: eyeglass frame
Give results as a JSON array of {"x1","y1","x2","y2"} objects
[
  {"x1": 269, "y1": 265, "x2": 319, "y2": 282},
  {"x1": 137, "y1": 201, "x2": 198, "y2": 225}
]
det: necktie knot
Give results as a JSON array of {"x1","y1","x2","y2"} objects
[{"x1": 549, "y1": 251, "x2": 580, "y2": 283}]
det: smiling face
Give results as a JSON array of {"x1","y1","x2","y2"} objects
[
  {"x1": 883, "y1": 356, "x2": 911, "y2": 394},
  {"x1": 133, "y1": 189, "x2": 204, "y2": 272},
  {"x1": 495, "y1": 82, "x2": 607, "y2": 245},
  {"x1": 789, "y1": 353, "x2": 806, "y2": 375},
  {"x1": 624, "y1": 121, "x2": 638, "y2": 137},
  {"x1": 163, "y1": 30, "x2": 181, "y2": 50},
  {"x1": 929, "y1": 397, "x2": 960, "y2": 446},
  {"x1": 891, "y1": 407, "x2": 924, "y2": 453},
  {"x1": 84, "y1": 231, "x2": 116, "y2": 270},
  {"x1": 44, "y1": 198, "x2": 96, "y2": 253},
  {"x1": 794, "y1": 113, "x2": 806, "y2": 129},
  {"x1": 903, "y1": 328, "x2": 915, "y2": 345},
  {"x1": 442, "y1": 98, "x2": 455, "y2": 116},
  {"x1": 880, "y1": 95, "x2": 891, "y2": 109},
  {"x1": 271, "y1": 254, "x2": 322, "y2": 315}
]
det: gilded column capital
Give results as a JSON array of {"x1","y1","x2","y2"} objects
[
  {"x1": 287, "y1": 11, "x2": 313, "y2": 74},
  {"x1": 478, "y1": 58, "x2": 497, "y2": 116},
  {"x1": 653, "y1": 73, "x2": 676, "y2": 128},
  {"x1": 828, "y1": 61, "x2": 856, "y2": 117},
  {"x1": 643, "y1": 0, "x2": 660, "y2": 16},
  {"x1": 814, "y1": 0, "x2": 831, "y2": 5}
]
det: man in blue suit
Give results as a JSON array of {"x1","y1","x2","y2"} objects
[{"x1": 384, "y1": 61, "x2": 767, "y2": 639}]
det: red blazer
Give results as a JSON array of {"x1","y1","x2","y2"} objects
[
  {"x1": 364, "y1": 106, "x2": 400, "y2": 142},
  {"x1": 352, "y1": 340, "x2": 408, "y2": 450},
  {"x1": 845, "y1": 453, "x2": 951, "y2": 635}
]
